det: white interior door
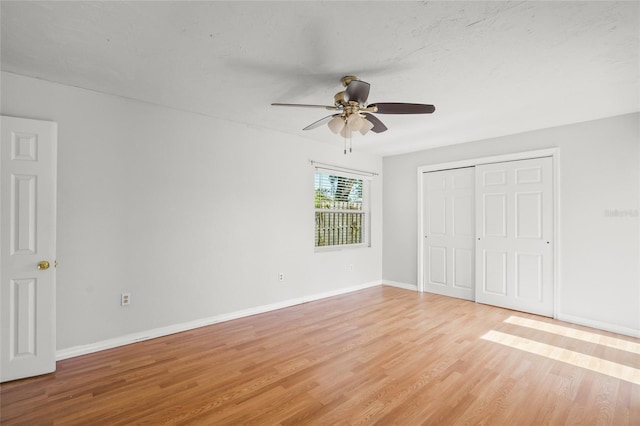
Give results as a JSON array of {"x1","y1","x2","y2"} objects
[
  {"x1": 475, "y1": 157, "x2": 553, "y2": 317},
  {"x1": 423, "y1": 167, "x2": 474, "y2": 301},
  {"x1": 1, "y1": 116, "x2": 57, "y2": 382}
]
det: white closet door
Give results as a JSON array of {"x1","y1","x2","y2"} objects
[
  {"x1": 1, "y1": 116, "x2": 57, "y2": 382},
  {"x1": 423, "y1": 167, "x2": 474, "y2": 301},
  {"x1": 475, "y1": 157, "x2": 553, "y2": 317}
]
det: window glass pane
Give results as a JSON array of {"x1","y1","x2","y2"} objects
[
  {"x1": 315, "y1": 212, "x2": 364, "y2": 247},
  {"x1": 314, "y1": 172, "x2": 366, "y2": 247},
  {"x1": 314, "y1": 172, "x2": 363, "y2": 211}
]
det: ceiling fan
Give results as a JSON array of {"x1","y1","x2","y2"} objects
[{"x1": 271, "y1": 76, "x2": 435, "y2": 151}]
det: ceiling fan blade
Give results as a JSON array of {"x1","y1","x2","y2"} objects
[
  {"x1": 345, "y1": 80, "x2": 370, "y2": 104},
  {"x1": 303, "y1": 114, "x2": 338, "y2": 131},
  {"x1": 272, "y1": 103, "x2": 339, "y2": 110},
  {"x1": 369, "y1": 103, "x2": 435, "y2": 114},
  {"x1": 363, "y1": 114, "x2": 388, "y2": 133}
]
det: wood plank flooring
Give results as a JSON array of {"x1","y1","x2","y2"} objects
[{"x1": 1, "y1": 286, "x2": 639, "y2": 425}]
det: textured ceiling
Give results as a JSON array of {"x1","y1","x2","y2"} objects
[{"x1": 1, "y1": 1, "x2": 638, "y2": 156}]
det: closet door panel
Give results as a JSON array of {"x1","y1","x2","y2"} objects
[
  {"x1": 423, "y1": 167, "x2": 475, "y2": 301},
  {"x1": 475, "y1": 157, "x2": 553, "y2": 317}
]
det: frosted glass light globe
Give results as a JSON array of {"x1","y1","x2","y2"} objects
[
  {"x1": 347, "y1": 114, "x2": 364, "y2": 131},
  {"x1": 328, "y1": 116, "x2": 345, "y2": 134},
  {"x1": 359, "y1": 117, "x2": 374, "y2": 135}
]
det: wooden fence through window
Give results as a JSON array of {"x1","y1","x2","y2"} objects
[{"x1": 315, "y1": 211, "x2": 363, "y2": 246}]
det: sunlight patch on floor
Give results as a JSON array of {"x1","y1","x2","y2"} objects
[
  {"x1": 504, "y1": 316, "x2": 640, "y2": 355},
  {"x1": 481, "y1": 330, "x2": 640, "y2": 385}
]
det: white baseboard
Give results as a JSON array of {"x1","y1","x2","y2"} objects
[
  {"x1": 56, "y1": 281, "x2": 382, "y2": 361},
  {"x1": 383, "y1": 280, "x2": 418, "y2": 292},
  {"x1": 556, "y1": 313, "x2": 640, "y2": 338}
]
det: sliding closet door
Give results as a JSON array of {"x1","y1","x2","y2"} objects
[
  {"x1": 423, "y1": 167, "x2": 474, "y2": 301},
  {"x1": 475, "y1": 157, "x2": 554, "y2": 317}
]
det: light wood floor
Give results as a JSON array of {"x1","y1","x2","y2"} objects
[{"x1": 1, "y1": 286, "x2": 639, "y2": 425}]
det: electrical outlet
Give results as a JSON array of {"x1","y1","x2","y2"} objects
[
  {"x1": 278, "y1": 272, "x2": 285, "y2": 282},
  {"x1": 121, "y1": 292, "x2": 131, "y2": 306},
  {"x1": 348, "y1": 264, "x2": 354, "y2": 272}
]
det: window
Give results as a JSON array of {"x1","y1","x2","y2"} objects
[{"x1": 314, "y1": 169, "x2": 370, "y2": 248}]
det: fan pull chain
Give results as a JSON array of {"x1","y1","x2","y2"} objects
[{"x1": 342, "y1": 131, "x2": 354, "y2": 154}]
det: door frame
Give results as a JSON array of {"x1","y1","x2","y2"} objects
[{"x1": 417, "y1": 148, "x2": 560, "y2": 318}]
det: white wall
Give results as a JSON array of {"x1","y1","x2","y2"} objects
[
  {"x1": 3, "y1": 71, "x2": 637, "y2": 354},
  {"x1": 383, "y1": 114, "x2": 640, "y2": 336},
  {"x1": 1, "y1": 72, "x2": 383, "y2": 353}
]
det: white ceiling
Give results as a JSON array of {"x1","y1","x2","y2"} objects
[{"x1": 1, "y1": 1, "x2": 638, "y2": 156}]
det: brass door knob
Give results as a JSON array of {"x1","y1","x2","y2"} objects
[{"x1": 37, "y1": 261, "x2": 50, "y2": 270}]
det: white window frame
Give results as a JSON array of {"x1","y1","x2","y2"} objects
[{"x1": 314, "y1": 167, "x2": 371, "y2": 251}]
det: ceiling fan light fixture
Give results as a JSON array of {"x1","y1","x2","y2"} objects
[
  {"x1": 340, "y1": 125, "x2": 350, "y2": 138},
  {"x1": 359, "y1": 117, "x2": 375, "y2": 135},
  {"x1": 327, "y1": 115, "x2": 345, "y2": 134}
]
